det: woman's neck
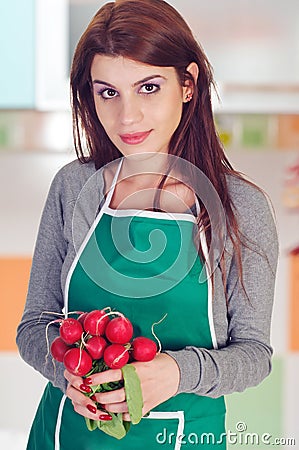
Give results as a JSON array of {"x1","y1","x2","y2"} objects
[{"x1": 120, "y1": 152, "x2": 169, "y2": 189}]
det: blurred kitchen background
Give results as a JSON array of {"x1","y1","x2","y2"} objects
[{"x1": 1, "y1": 0, "x2": 299, "y2": 448}]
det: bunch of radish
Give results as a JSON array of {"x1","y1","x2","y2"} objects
[
  {"x1": 50, "y1": 309, "x2": 158, "y2": 376},
  {"x1": 48, "y1": 308, "x2": 161, "y2": 438}
]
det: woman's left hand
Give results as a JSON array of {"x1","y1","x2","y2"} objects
[{"x1": 90, "y1": 352, "x2": 180, "y2": 420}]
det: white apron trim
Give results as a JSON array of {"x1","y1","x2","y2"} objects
[
  {"x1": 54, "y1": 394, "x2": 67, "y2": 450},
  {"x1": 199, "y1": 228, "x2": 218, "y2": 350},
  {"x1": 53, "y1": 403, "x2": 184, "y2": 450},
  {"x1": 63, "y1": 202, "x2": 106, "y2": 316},
  {"x1": 144, "y1": 411, "x2": 185, "y2": 450},
  {"x1": 63, "y1": 157, "x2": 123, "y2": 316},
  {"x1": 104, "y1": 205, "x2": 197, "y2": 223}
]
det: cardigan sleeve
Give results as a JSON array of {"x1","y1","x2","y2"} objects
[
  {"x1": 16, "y1": 168, "x2": 69, "y2": 393},
  {"x1": 166, "y1": 179, "x2": 279, "y2": 397}
]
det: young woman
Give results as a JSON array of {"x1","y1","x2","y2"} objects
[{"x1": 17, "y1": 1, "x2": 279, "y2": 449}]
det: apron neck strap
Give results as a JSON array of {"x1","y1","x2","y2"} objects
[{"x1": 104, "y1": 158, "x2": 124, "y2": 206}]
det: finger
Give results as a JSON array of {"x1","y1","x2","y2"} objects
[
  {"x1": 88, "y1": 368, "x2": 123, "y2": 385},
  {"x1": 66, "y1": 383, "x2": 89, "y2": 405},
  {"x1": 64, "y1": 370, "x2": 93, "y2": 395},
  {"x1": 66, "y1": 385, "x2": 112, "y2": 421},
  {"x1": 94, "y1": 387, "x2": 126, "y2": 405},
  {"x1": 104, "y1": 402, "x2": 128, "y2": 414},
  {"x1": 65, "y1": 382, "x2": 97, "y2": 411},
  {"x1": 122, "y1": 413, "x2": 131, "y2": 422},
  {"x1": 121, "y1": 405, "x2": 150, "y2": 422},
  {"x1": 64, "y1": 369, "x2": 83, "y2": 387},
  {"x1": 74, "y1": 401, "x2": 112, "y2": 421}
]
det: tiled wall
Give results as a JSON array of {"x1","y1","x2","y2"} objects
[
  {"x1": 0, "y1": 110, "x2": 298, "y2": 449},
  {"x1": 216, "y1": 114, "x2": 299, "y2": 152},
  {"x1": 0, "y1": 110, "x2": 73, "y2": 153},
  {"x1": 1, "y1": 110, "x2": 299, "y2": 153}
]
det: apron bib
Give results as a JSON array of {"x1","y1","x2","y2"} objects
[{"x1": 27, "y1": 160, "x2": 226, "y2": 450}]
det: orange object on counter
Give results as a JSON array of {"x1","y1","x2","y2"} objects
[
  {"x1": 0, "y1": 258, "x2": 31, "y2": 351},
  {"x1": 277, "y1": 115, "x2": 299, "y2": 150}
]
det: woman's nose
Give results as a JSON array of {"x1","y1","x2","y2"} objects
[{"x1": 119, "y1": 96, "x2": 143, "y2": 126}]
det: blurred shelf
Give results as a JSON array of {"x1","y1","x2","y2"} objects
[{"x1": 213, "y1": 84, "x2": 299, "y2": 114}]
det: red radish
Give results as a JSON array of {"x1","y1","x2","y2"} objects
[
  {"x1": 59, "y1": 318, "x2": 83, "y2": 345},
  {"x1": 77, "y1": 312, "x2": 88, "y2": 327},
  {"x1": 104, "y1": 344, "x2": 129, "y2": 369},
  {"x1": 63, "y1": 348, "x2": 92, "y2": 376},
  {"x1": 83, "y1": 310, "x2": 110, "y2": 336},
  {"x1": 105, "y1": 316, "x2": 133, "y2": 344},
  {"x1": 50, "y1": 337, "x2": 72, "y2": 362},
  {"x1": 85, "y1": 336, "x2": 108, "y2": 359},
  {"x1": 132, "y1": 336, "x2": 157, "y2": 362}
]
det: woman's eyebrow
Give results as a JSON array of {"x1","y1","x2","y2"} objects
[
  {"x1": 132, "y1": 75, "x2": 166, "y2": 87},
  {"x1": 92, "y1": 75, "x2": 166, "y2": 88},
  {"x1": 92, "y1": 80, "x2": 116, "y2": 88}
]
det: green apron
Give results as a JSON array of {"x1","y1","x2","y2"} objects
[{"x1": 27, "y1": 160, "x2": 226, "y2": 449}]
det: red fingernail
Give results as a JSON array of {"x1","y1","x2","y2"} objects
[
  {"x1": 99, "y1": 414, "x2": 112, "y2": 421},
  {"x1": 84, "y1": 378, "x2": 93, "y2": 385},
  {"x1": 87, "y1": 404, "x2": 97, "y2": 414},
  {"x1": 90, "y1": 395, "x2": 97, "y2": 401},
  {"x1": 80, "y1": 384, "x2": 92, "y2": 393}
]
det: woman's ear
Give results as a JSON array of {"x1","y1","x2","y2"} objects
[
  {"x1": 183, "y1": 62, "x2": 199, "y2": 103},
  {"x1": 186, "y1": 62, "x2": 199, "y2": 83}
]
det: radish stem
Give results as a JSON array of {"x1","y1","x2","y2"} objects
[
  {"x1": 151, "y1": 313, "x2": 167, "y2": 353},
  {"x1": 44, "y1": 319, "x2": 62, "y2": 366},
  {"x1": 113, "y1": 348, "x2": 128, "y2": 364},
  {"x1": 75, "y1": 347, "x2": 83, "y2": 374},
  {"x1": 95, "y1": 311, "x2": 124, "y2": 335},
  {"x1": 39, "y1": 310, "x2": 85, "y2": 323}
]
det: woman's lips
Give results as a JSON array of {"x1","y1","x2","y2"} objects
[{"x1": 119, "y1": 130, "x2": 152, "y2": 145}]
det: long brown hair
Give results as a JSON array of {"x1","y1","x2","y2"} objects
[{"x1": 70, "y1": 0, "x2": 253, "y2": 292}]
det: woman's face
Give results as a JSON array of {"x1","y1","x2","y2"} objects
[{"x1": 90, "y1": 55, "x2": 191, "y2": 157}]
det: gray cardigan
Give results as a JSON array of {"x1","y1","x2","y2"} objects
[{"x1": 16, "y1": 159, "x2": 279, "y2": 397}]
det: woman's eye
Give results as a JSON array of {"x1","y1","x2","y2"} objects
[
  {"x1": 139, "y1": 83, "x2": 160, "y2": 94},
  {"x1": 98, "y1": 88, "x2": 118, "y2": 99}
]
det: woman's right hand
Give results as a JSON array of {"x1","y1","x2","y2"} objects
[{"x1": 64, "y1": 369, "x2": 112, "y2": 421}]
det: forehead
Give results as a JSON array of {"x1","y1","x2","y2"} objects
[{"x1": 90, "y1": 55, "x2": 177, "y2": 84}]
